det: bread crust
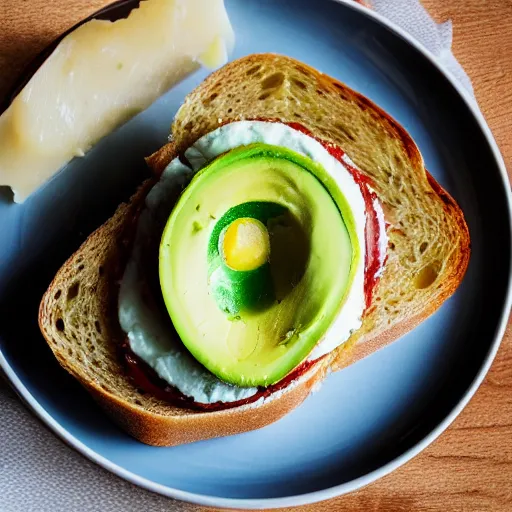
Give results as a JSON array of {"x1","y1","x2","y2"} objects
[
  {"x1": 82, "y1": 364, "x2": 325, "y2": 446},
  {"x1": 329, "y1": 170, "x2": 471, "y2": 371},
  {"x1": 39, "y1": 54, "x2": 470, "y2": 446},
  {"x1": 38, "y1": 148, "x2": 327, "y2": 447}
]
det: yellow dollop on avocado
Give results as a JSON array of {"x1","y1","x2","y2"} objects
[{"x1": 221, "y1": 217, "x2": 270, "y2": 272}]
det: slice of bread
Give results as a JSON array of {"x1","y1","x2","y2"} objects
[
  {"x1": 149, "y1": 53, "x2": 470, "y2": 370},
  {"x1": 38, "y1": 178, "x2": 327, "y2": 446},
  {"x1": 39, "y1": 54, "x2": 469, "y2": 446}
]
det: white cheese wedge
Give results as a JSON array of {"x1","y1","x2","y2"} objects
[{"x1": 0, "y1": 0, "x2": 234, "y2": 202}]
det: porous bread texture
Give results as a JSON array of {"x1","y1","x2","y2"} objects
[
  {"x1": 39, "y1": 54, "x2": 469, "y2": 445},
  {"x1": 38, "y1": 181, "x2": 182, "y2": 417},
  {"x1": 38, "y1": 175, "x2": 325, "y2": 446},
  {"x1": 149, "y1": 53, "x2": 470, "y2": 369}
]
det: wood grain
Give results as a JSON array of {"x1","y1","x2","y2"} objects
[{"x1": 1, "y1": 0, "x2": 511, "y2": 510}]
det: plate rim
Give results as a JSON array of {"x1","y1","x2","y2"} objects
[{"x1": 1, "y1": 0, "x2": 511, "y2": 508}]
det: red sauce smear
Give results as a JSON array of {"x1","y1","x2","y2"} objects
[
  {"x1": 120, "y1": 341, "x2": 323, "y2": 412},
  {"x1": 122, "y1": 119, "x2": 386, "y2": 411}
]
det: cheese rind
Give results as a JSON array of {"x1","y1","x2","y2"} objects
[{"x1": 0, "y1": 0, "x2": 234, "y2": 202}]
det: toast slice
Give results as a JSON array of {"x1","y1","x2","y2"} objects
[
  {"x1": 149, "y1": 53, "x2": 470, "y2": 370},
  {"x1": 39, "y1": 54, "x2": 469, "y2": 446},
  {"x1": 38, "y1": 178, "x2": 327, "y2": 446}
]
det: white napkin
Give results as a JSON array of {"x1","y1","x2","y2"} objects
[
  {"x1": 366, "y1": 0, "x2": 475, "y2": 97},
  {"x1": 0, "y1": 2, "x2": 476, "y2": 511}
]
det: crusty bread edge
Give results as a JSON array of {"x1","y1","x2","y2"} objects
[
  {"x1": 39, "y1": 54, "x2": 470, "y2": 446},
  {"x1": 80, "y1": 363, "x2": 326, "y2": 446},
  {"x1": 329, "y1": 171, "x2": 470, "y2": 371}
]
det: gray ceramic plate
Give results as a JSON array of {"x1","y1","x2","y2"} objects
[{"x1": 1, "y1": 0, "x2": 511, "y2": 508}]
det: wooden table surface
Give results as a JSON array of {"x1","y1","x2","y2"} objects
[{"x1": 1, "y1": 1, "x2": 511, "y2": 510}]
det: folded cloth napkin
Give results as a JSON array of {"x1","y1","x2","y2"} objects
[{"x1": 0, "y1": 2, "x2": 475, "y2": 511}]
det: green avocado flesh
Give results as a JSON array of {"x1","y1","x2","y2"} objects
[
  {"x1": 207, "y1": 201, "x2": 310, "y2": 319},
  {"x1": 159, "y1": 143, "x2": 358, "y2": 387}
]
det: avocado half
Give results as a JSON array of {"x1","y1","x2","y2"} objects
[{"x1": 159, "y1": 143, "x2": 359, "y2": 387}]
